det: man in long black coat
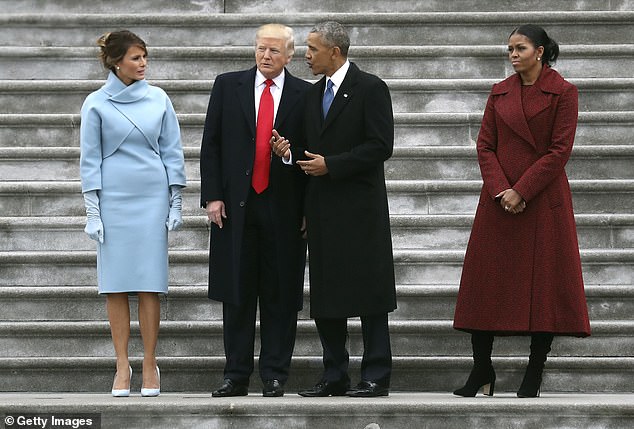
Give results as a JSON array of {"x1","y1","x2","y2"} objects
[
  {"x1": 293, "y1": 21, "x2": 396, "y2": 397},
  {"x1": 199, "y1": 24, "x2": 310, "y2": 397}
]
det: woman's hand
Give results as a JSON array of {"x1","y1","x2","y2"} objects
[
  {"x1": 496, "y1": 189, "x2": 526, "y2": 214},
  {"x1": 167, "y1": 186, "x2": 184, "y2": 231}
]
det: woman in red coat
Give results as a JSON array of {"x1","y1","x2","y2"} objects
[{"x1": 453, "y1": 24, "x2": 591, "y2": 398}]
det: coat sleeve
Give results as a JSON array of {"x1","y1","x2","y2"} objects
[
  {"x1": 325, "y1": 79, "x2": 394, "y2": 180},
  {"x1": 200, "y1": 77, "x2": 225, "y2": 206},
  {"x1": 476, "y1": 90, "x2": 512, "y2": 199},
  {"x1": 512, "y1": 84, "x2": 578, "y2": 202},
  {"x1": 158, "y1": 95, "x2": 187, "y2": 187},
  {"x1": 79, "y1": 99, "x2": 103, "y2": 193},
  {"x1": 288, "y1": 91, "x2": 310, "y2": 167}
]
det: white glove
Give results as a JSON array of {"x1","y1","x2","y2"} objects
[
  {"x1": 166, "y1": 185, "x2": 183, "y2": 231},
  {"x1": 83, "y1": 190, "x2": 104, "y2": 243}
]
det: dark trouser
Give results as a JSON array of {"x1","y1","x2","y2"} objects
[
  {"x1": 222, "y1": 188, "x2": 298, "y2": 385},
  {"x1": 315, "y1": 312, "x2": 392, "y2": 386}
]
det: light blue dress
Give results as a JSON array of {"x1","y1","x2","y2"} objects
[{"x1": 80, "y1": 72, "x2": 186, "y2": 294}]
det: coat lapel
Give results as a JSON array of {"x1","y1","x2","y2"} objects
[
  {"x1": 522, "y1": 87, "x2": 551, "y2": 122},
  {"x1": 313, "y1": 76, "x2": 327, "y2": 124},
  {"x1": 527, "y1": 66, "x2": 563, "y2": 121},
  {"x1": 236, "y1": 67, "x2": 257, "y2": 137},
  {"x1": 103, "y1": 72, "x2": 161, "y2": 154},
  {"x1": 320, "y1": 63, "x2": 358, "y2": 134},
  {"x1": 493, "y1": 73, "x2": 537, "y2": 149},
  {"x1": 493, "y1": 67, "x2": 566, "y2": 150},
  {"x1": 275, "y1": 69, "x2": 301, "y2": 129}
]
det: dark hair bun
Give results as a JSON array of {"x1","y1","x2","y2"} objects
[
  {"x1": 96, "y1": 30, "x2": 146, "y2": 72},
  {"x1": 510, "y1": 24, "x2": 559, "y2": 66}
]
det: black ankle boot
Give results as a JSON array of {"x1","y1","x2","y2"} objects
[
  {"x1": 453, "y1": 365, "x2": 496, "y2": 397},
  {"x1": 517, "y1": 365, "x2": 542, "y2": 398},
  {"x1": 454, "y1": 332, "x2": 496, "y2": 397},
  {"x1": 517, "y1": 333, "x2": 554, "y2": 398}
]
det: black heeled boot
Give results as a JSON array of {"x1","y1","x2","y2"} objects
[
  {"x1": 453, "y1": 332, "x2": 496, "y2": 397},
  {"x1": 517, "y1": 333, "x2": 554, "y2": 398}
]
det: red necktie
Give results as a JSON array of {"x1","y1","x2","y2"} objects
[{"x1": 252, "y1": 79, "x2": 274, "y2": 194}]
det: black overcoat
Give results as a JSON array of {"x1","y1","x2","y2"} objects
[
  {"x1": 200, "y1": 67, "x2": 311, "y2": 310},
  {"x1": 303, "y1": 62, "x2": 397, "y2": 318}
]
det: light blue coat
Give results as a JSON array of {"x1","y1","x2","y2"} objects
[
  {"x1": 80, "y1": 72, "x2": 186, "y2": 192},
  {"x1": 79, "y1": 72, "x2": 186, "y2": 294}
]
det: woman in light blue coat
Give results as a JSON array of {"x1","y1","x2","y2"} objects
[{"x1": 79, "y1": 30, "x2": 186, "y2": 397}]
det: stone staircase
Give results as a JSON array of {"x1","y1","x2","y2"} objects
[{"x1": 0, "y1": 1, "x2": 633, "y2": 428}]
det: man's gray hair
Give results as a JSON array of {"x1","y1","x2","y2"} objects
[{"x1": 310, "y1": 21, "x2": 350, "y2": 56}]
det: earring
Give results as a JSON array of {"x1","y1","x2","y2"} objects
[
  {"x1": 116, "y1": 66, "x2": 120, "y2": 70},
  {"x1": 537, "y1": 57, "x2": 541, "y2": 61}
]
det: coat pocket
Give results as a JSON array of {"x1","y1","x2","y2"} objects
[{"x1": 545, "y1": 176, "x2": 567, "y2": 209}]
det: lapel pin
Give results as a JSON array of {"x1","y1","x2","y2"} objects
[{"x1": 343, "y1": 93, "x2": 348, "y2": 98}]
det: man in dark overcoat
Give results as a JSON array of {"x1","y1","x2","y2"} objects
[
  {"x1": 199, "y1": 24, "x2": 311, "y2": 397},
  {"x1": 292, "y1": 21, "x2": 397, "y2": 397}
]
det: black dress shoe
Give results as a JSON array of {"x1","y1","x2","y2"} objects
[
  {"x1": 298, "y1": 380, "x2": 350, "y2": 397},
  {"x1": 262, "y1": 379, "x2": 284, "y2": 397},
  {"x1": 346, "y1": 380, "x2": 389, "y2": 397},
  {"x1": 212, "y1": 379, "x2": 248, "y2": 397}
]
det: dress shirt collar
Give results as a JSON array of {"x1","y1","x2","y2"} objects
[
  {"x1": 255, "y1": 68, "x2": 285, "y2": 90},
  {"x1": 325, "y1": 60, "x2": 350, "y2": 96}
]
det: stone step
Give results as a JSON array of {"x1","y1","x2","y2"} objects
[
  {"x1": 386, "y1": 146, "x2": 634, "y2": 180},
  {"x1": 386, "y1": 179, "x2": 634, "y2": 214},
  {"x1": 1, "y1": 282, "x2": 632, "y2": 322},
  {"x1": 0, "y1": 112, "x2": 632, "y2": 149},
  {"x1": 0, "y1": 1, "x2": 224, "y2": 13},
  {"x1": 1, "y1": 3, "x2": 632, "y2": 425},
  {"x1": 0, "y1": 319, "x2": 631, "y2": 358},
  {"x1": 2, "y1": 145, "x2": 632, "y2": 182},
  {"x1": 1, "y1": 355, "x2": 633, "y2": 393},
  {"x1": 3, "y1": 393, "x2": 634, "y2": 429},
  {"x1": 393, "y1": 112, "x2": 634, "y2": 147},
  {"x1": 0, "y1": 216, "x2": 210, "y2": 252},
  {"x1": 2, "y1": 78, "x2": 633, "y2": 114},
  {"x1": 2, "y1": 212, "x2": 633, "y2": 251},
  {"x1": 1, "y1": 45, "x2": 632, "y2": 80},
  {"x1": 0, "y1": 248, "x2": 631, "y2": 287},
  {"x1": 1, "y1": 12, "x2": 633, "y2": 47},
  {"x1": 390, "y1": 213, "x2": 634, "y2": 249},
  {"x1": 2, "y1": 0, "x2": 630, "y2": 13},
  {"x1": 1, "y1": 179, "x2": 632, "y2": 217}
]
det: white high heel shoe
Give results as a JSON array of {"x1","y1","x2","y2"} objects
[
  {"x1": 141, "y1": 366, "x2": 160, "y2": 397},
  {"x1": 111, "y1": 366, "x2": 132, "y2": 397}
]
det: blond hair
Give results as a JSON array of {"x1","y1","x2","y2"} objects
[{"x1": 255, "y1": 24, "x2": 295, "y2": 56}]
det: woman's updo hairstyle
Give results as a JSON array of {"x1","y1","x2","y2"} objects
[
  {"x1": 97, "y1": 30, "x2": 147, "y2": 72},
  {"x1": 509, "y1": 24, "x2": 559, "y2": 66}
]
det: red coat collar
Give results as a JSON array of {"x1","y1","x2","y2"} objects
[
  {"x1": 492, "y1": 66, "x2": 566, "y2": 96},
  {"x1": 490, "y1": 66, "x2": 566, "y2": 149}
]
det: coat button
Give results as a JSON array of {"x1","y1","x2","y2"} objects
[
  {"x1": 245, "y1": 169, "x2": 250, "y2": 176},
  {"x1": 239, "y1": 201, "x2": 245, "y2": 207}
]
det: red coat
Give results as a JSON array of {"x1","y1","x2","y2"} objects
[{"x1": 453, "y1": 67, "x2": 591, "y2": 337}]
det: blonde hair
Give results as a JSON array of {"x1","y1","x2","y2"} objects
[
  {"x1": 97, "y1": 30, "x2": 147, "y2": 72},
  {"x1": 255, "y1": 24, "x2": 295, "y2": 56}
]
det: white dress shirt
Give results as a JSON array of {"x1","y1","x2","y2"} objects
[
  {"x1": 324, "y1": 59, "x2": 350, "y2": 99},
  {"x1": 255, "y1": 69, "x2": 284, "y2": 123},
  {"x1": 284, "y1": 61, "x2": 351, "y2": 165}
]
